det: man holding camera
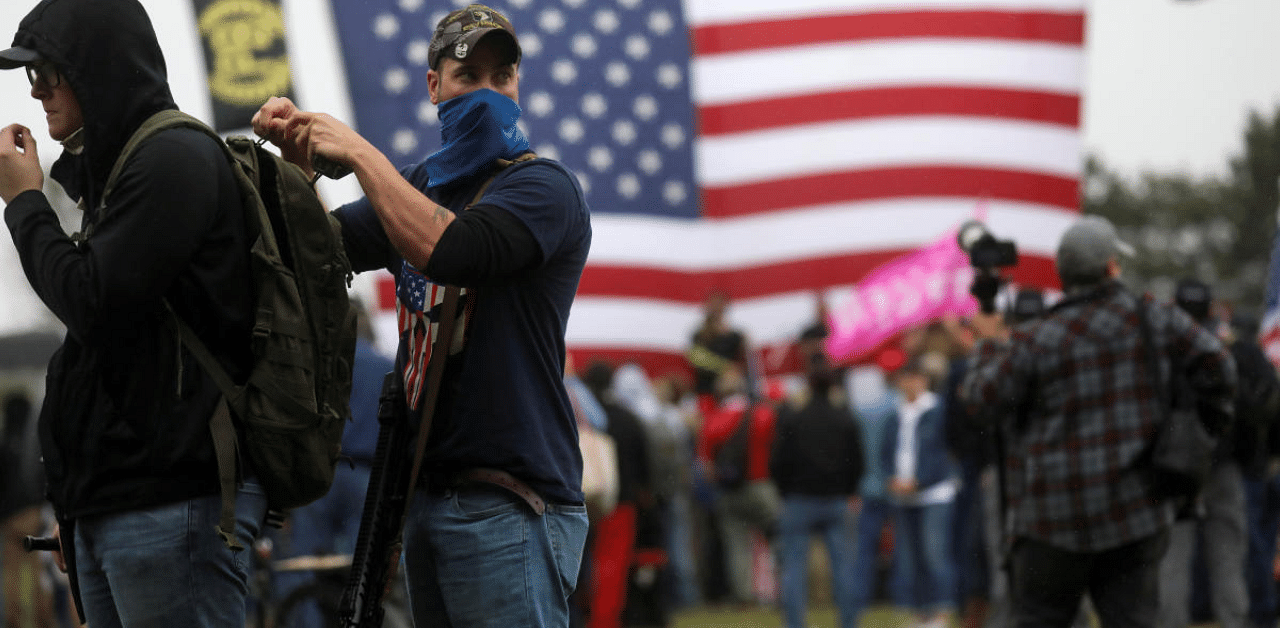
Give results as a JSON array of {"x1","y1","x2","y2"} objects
[{"x1": 960, "y1": 215, "x2": 1235, "y2": 628}]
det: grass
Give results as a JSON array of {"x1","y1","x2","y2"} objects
[
  {"x1": 669, "y1": 604, "x2": 1226, "y2": 628},
  {"x1": 670, "y1": 604, "x2": 918, "y2": 628}
]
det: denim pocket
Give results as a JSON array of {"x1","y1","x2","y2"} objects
[
  {"x1": 451, "y1": 484, "x2": 523, "y2": 519},
  {"x1": 546, "y1": 505, "x2": 589, "y2": 592}
]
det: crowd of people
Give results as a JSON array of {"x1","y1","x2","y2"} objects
[
  {"x1": 552, "y1": 244, "x2": 1280, "y2": 628},
  {"x1": 554, "y1": 218, "x2": 1280, "y2": 628}
]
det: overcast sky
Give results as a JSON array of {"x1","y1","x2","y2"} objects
[{"x1": 1082, "y1": 0, "x2": 1280, "y2": 179}]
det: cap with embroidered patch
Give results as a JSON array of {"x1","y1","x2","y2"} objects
[{"x1": 428, "y1": 4, "x2": 520, "y2": 70}]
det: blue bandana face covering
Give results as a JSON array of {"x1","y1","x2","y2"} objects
[{"x1": 425, "y1": 88, "x2": 530, "y2": 189}]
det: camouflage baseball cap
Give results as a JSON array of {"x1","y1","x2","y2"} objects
[{"x1": 428, "y1": 4, "x2": 520, "y2": 70}]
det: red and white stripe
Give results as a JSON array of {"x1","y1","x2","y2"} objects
[{"x1": 396, "y1": 283, "x2": 436, "y2": 410}]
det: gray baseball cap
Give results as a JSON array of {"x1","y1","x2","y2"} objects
[
  {"x1": 0, "y1": 45, "x2": 39, "y2": 69},
  {"x1": 1056, "y1": 215, "x2": 1135, "y2": 285}
]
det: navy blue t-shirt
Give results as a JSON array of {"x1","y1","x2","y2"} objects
[{"x1": 332, "y1": 158, "x2": 591, "y2": 504}]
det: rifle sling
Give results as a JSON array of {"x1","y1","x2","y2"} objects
[
  {"x1": 401, "y1": 284, "x2": 460, "y2": 518},
  {"x1": 393, "y1": 154, "x2": 538, "y2": 536}
]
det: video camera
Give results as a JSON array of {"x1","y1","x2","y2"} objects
[{"x1": 957, "y1": 220, "x2": 1018, "y2": 314}]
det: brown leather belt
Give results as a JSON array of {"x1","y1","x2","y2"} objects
[{"x1": 451, "y1": 467, "x2": 546, "y2": 516}]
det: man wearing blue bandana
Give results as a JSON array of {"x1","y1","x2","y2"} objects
[{"x1": 253, "y1": 5, "x2": 592, "y2": 627}]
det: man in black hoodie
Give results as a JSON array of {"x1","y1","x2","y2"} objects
[{"x1": 0, "y1": 1, "x2": 262, "y2": 627}]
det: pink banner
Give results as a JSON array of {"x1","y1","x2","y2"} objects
[{"x1": 824, "y1": 230, "x2": 977, "y2": 362}]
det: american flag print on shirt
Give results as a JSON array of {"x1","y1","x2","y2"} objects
[
  {"x1": 331, "y1": 0, "x2": 1086, "y2": 376},
  {"x1": 396, "y1": 260, "x2": 467, "y2": 410}
]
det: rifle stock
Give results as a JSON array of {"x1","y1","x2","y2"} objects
[{"x1": 339, "y1": 372, "x2": 411, "y2": 628}]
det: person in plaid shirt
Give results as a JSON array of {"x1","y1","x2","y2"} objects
[{"x1": 960, "y1": 215, "x2": 1236, "y2": 628}]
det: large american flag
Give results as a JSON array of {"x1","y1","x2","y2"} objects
[{"x1": 330, "y1": 0, "x2": 1085, "y2": 377}]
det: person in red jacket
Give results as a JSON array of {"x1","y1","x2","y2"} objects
[{"x1": 697, "y1": 365, "x2": 780, "y2": 606}]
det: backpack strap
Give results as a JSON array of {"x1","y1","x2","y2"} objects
[
  {"x1": 106, "y1": 110, "x2": 285, "y2": 260},
  {"x1": 163, "y1": 300, "x2": 245, "y2": 549},
  {"x1": 104, "y1": 109, "x2": 270, "y2": 550},
  {"x1": 103, "y1": 109, "x2": 194, "y2": 203},
  {"x1": 473, "y1": 152, "x2": 537, "y2": 204},
  {"x1": 76, "y1": 109, "x2": 200, "y2": 241},
  {"x1": 208, "y1": 400, "x2": 241, "y2": 547}
]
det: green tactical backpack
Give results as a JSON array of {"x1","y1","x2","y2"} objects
[{"x1": 103, "y1": 109, "x2": 358, "y2": 548}]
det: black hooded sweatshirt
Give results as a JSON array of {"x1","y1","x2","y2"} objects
[{"x1": 2, "y1": 0, "x2": 253, "y2": 520}]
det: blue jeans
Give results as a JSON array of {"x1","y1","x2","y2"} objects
[
  {"x1": 894, "y1": 501, "x2": 956, "y2": 613},
  {"x1": 402, "y1": 484, "x2": 589, "y2": 628},
  {"x1": 1245, "y1": 473, "x2": 1280, "y2": 628},
  {"x1": 851, "y1": 497, "x2": 913, "y2": 615},
  {"x1": 664, "y1": 491, "x2": 701, "y2": 608},
  {"x1": 953, "y1": 457, "x2": 988, "y2": 608},
  {"x1": 73, "y1": 480, "x2": 269, "y2": 628},
  {"x1": 777, "y1": 496, "x2": 857, "y2": 628}
]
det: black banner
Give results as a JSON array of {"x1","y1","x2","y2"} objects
[{"x1": 193, "y1": 0, "x2": 296, "y2": 132}]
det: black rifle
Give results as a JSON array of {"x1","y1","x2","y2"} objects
[
  {"x1": 338, "y1": 286, "x2": 461, "y2": 628},
  {"x1": 338, "y1": 372, "x2": 411, "y2": 628}
]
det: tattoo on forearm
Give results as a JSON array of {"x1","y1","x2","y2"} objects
[{"x1": 434, "y1": 205, "x2": 452, "y2": 224}]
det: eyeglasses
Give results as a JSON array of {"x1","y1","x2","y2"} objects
[{"x1": 25, "y1": 62, "x2": 61, "y2": 88}]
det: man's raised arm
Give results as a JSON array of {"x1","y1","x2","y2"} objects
[{"x1": 252, "y1": 97, "x2": 452, "y2": 270}]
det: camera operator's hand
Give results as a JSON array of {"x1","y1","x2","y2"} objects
[
  {"x1": 968, "y1": 311, "x2": 1008, "y2": 341},
  {"x1": 0, "y1": 124, "x2": 44, "y2": 204},
  {"x1": 940, "y1": 314, "x2": 974, "y2": 352}
]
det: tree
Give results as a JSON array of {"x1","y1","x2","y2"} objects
[{"x1": 1083, "y1": 105, "x2": 1280, "y2": 315}]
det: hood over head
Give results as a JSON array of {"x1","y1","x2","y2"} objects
[{"x1": 10, "y1": 0, "x2": 176, "y2": 208}]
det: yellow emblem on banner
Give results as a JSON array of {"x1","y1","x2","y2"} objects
[{"x1": 199, "y1": 0, "x2": 292, "y2": 107}]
